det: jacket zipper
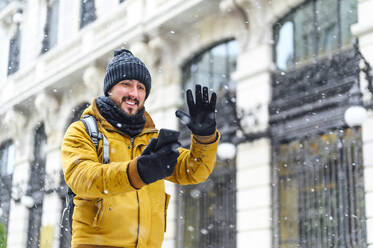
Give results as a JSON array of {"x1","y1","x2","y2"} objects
[{"x1": 130, "y1": 136, "x2": 141, "y2": 247}]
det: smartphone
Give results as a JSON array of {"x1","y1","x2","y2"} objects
[{"x1": 155, "y1": 128, "x2": 180, "y2": 150}]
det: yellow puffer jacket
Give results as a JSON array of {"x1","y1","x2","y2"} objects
[{"x1": 61, "y1": 98, "x2": 220, "y2": 248}]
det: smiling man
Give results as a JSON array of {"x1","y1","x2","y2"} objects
[{"x1": 61, "y1": 49, "x2": 220, "y2": 248}]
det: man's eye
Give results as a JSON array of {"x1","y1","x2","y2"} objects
[{"x1": 138, "y1": 86, "x2": 145, "y2": 90}]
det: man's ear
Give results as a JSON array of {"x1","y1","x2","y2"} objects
[{"x1": 108, "y1": 91, "x2": 112, "y2": 96}]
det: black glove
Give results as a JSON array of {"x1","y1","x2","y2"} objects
[
  {"x1": 137, "y1": 138, "x2": 180, "y2": 184},
  {"x1": 155, "y1": 128, "x2": 180, "y2": 150},
  {"x1": 175, "y1": 84, "x2": 217, "y2": 136}
]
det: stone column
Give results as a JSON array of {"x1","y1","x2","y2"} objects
[
  {"x1": 3, "y1": 109, "x2": 32, "y2": 248},
  {"x1": 34, "y1": 92, "x2": 65, "y2": 248},
  {"x1": 229, "y1": 1, "x2": 272, "y2": 247}
]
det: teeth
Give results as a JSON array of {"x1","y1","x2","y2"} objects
[{"x1": 126, "y1": 101, "x2": 136, "y2": 105}]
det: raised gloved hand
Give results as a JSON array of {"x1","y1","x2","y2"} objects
[
  {"x1": 137, "y1": 138, "x2": 180, "y2": 184},
  {"x1": 175, "y1": 84, "x2": 217, "y2": 136}
]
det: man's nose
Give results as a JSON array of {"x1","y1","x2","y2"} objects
[{"x1": 128, "y1": 85, "x2": 139, "y2": 98}]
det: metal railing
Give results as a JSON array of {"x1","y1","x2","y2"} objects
[{"x1": 274, "y1": 128, "x2": 366, "y2": 248}]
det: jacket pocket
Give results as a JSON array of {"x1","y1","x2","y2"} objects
[
  {"x1": 164, "y1": 193, "x2": 171, "y2": 232},
  {"x1": 92, "y1": 198, "x2": 105, "y2": 228}
]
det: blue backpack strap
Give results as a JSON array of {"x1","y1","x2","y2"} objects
[
  {"x1": 102, "y1": 135, "x2": 110, "y2": 164},
  {"x1": 81, "y1": 115, "x2": 110, "y2": 164}
]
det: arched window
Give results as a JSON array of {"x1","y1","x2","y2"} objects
[
  {"x1": 0, "y1": 140, "x2": 15, "y2": 241},
  {"x1": 177, "y1": 39, "x2": 238, "y2": 248},
  {"x1": 59, "y1": 102, "x2": 89, "y2": 248},
  {"x1": 26, "y1": 123, "x2": 47, "y2": 248}
]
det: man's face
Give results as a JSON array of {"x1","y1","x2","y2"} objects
[{"x1": 108, "y1": 79, "x2": 146, "y2": 116}]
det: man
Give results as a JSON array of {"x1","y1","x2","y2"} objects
[{"x1": 61, "y1": 49, "x2": 220, "y2": 248}]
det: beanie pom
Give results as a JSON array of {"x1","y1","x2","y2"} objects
[{"x1": 114, "y1": 49, "x2": 133, "y2": 57}]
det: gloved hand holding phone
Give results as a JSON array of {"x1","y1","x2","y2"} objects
[{"x1": 137, "y1": 129, "x2": 180, "y2": 184}]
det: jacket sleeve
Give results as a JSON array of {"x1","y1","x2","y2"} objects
[
  {"x1": 61, "y1": 121, "x2": 138, "y2": 198},
  {"x1": 166, "y1": 130, "x2": 220, "y2": 185}
]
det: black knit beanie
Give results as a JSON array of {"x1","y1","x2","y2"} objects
[{"x1": 104, "y1": 49, "x2": 151, "y2": 98}]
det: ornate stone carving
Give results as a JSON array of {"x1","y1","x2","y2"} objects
[
  {"x1": 83, "y1": 64, "x2": 104, "y2": 99},
  {"x1": 34, "y1": 92, "x2": 60, "y2": 135},
  {"x1": 1, "y1": 108, "x2": 27, "y2": 148},
  {"x1": 130, "y1": 40, "x2": 153, "y2": 67}
]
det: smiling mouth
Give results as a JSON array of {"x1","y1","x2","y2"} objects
[
  {"x1": 126, "y1": 101, "x2": 136, "y2": 106},
  {"x1": 122, "y1": 97, "x2": 139, "y2": 106}
]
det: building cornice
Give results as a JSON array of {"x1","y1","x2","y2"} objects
[{"x1": 0, "y1": 0, "x2": 217, "y2": 116}]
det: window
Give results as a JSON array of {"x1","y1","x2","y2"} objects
[
  {"x1": 273, "y1": 0, "x2": 357, "y2": 71},
  {"x1": 274, "y1": 128, "x2": 366, "y2": 247},
  {"x1": 80, "y1": 0, "x2": 96, "y2": 29},
  {"x1": 7, "y1": 25, "x2": 21, "y2": 76},
  {"x1": 27, "y1": 124, "x2": 47, "y2": 248},
  {"x1": 177, "y1": 40, "x2": 238, "y2": 248},
  {"x1": 41, "y1": 0, "x2": 59, "y2": 54},
  {"x1": 0, "y1": 140, "x2": 15, "y2": 239}
]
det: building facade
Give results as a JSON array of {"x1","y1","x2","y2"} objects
[{"x1": 0, "y1": 0, "x2": 373, "y2": 247}]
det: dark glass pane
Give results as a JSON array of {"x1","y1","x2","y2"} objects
[
  {"x1": 227, "y1": 40, "x2": 238, "y2": 75},
  {"x1": 275, "y1": 20, "x2": 295, "y2": 70},
  {"x1": 49, "y1": 0, "x2": 59, "y2": 49},
  {"x1": 317, "y1": 0, "x2": 339, "y2": 54},
  {"x1": 211, "y1": 44, "x2": 229, "y2": 89},
  {"x1": 0, "y1": 143, "x2": 14, "y2": 177},
  {"x1": 294, "y1": 2, "x2": 314, "y2": 63},
  {"x1": 340, "y1": 0, "x2": 358, "y2": 46},
  {"x1": 196, "y1": 52, "x2": 210, "y2": 87},
  {"x1": 0, "y1": 144, "x2": 8, "y2": 177},
  {"x1": 80, "y1": 0, "x2": 97, "y2": 29},
  {"x1": 41, "y1": 0, "x2": 59, "y2": 54},
  {"x1": 0, "y1": 141, "x2": 14, "y2": 239},
  {"x1": 7, "y1": 27, "x2": 21, "y2": 75}
]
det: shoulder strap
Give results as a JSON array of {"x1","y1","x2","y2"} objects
[{"x1": 81, "y1": 115, "x2": 110, "y2": 164}]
